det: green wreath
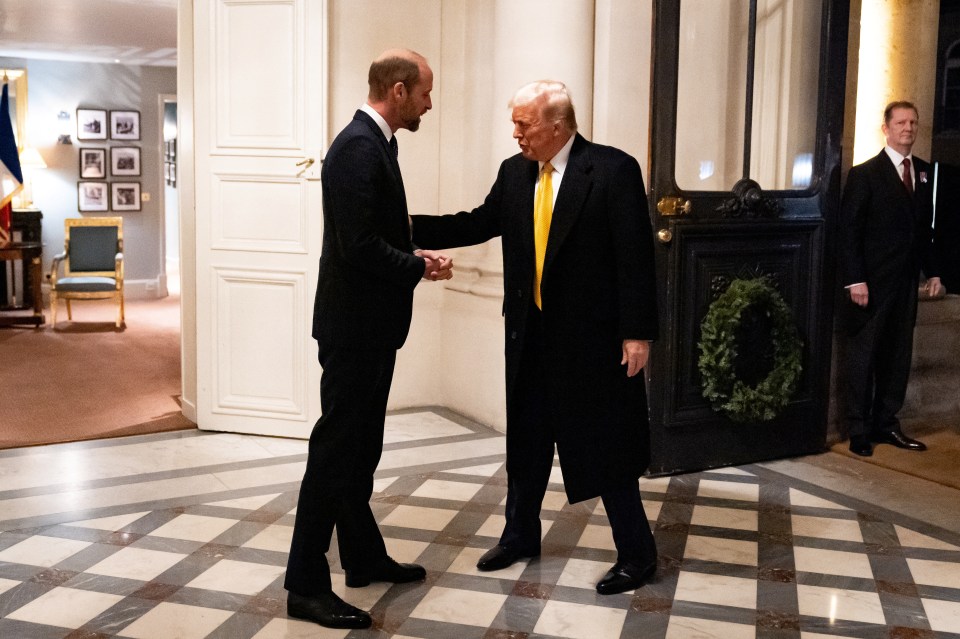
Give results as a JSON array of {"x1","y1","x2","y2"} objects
[{"x1": 698, "y1": 277, "x2": 803, "y2": 423}]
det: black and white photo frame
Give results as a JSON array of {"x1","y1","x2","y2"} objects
[
  {"x1": 76, "y1": 109, "x2": 107, "y2": 140},
  {"x1": 78, "y1": 181, "x2": 109, "y2": 212},
  {"x1": 79, "y1": 148, "x2": 106, "y2": 179},
  {"x1": 111, "y1": 182, "x2": 141, "y2": 211},
  {"x1": 111, "y1": 146, "x2": 141, "y2": 177},
  {"x1": 110, "y1": 110, "x2": 141, "y2": 140}
]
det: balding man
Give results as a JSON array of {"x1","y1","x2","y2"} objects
[
  {"x1": 412, "y1": 81, "x2": 660, "y2": 594},
  {"x1": 285, "y1": 49, "x2": 450, "y2": 629}
]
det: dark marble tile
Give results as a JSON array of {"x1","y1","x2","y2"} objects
[
  {"x1": 756, "y1": 609, "x2": 801, "y2": 630},
  {"x1": 29, "y1": 567, "x2": 77, "y2": 587},
  {"x1": 511, "y1": 580, "x2": 553, "y2": 600},
  {"x1": 491, "y1": 595, "x2": 546, "y2": 634},
  {"x1": 130, "y1": 581, "x2": 181, "y2": 601},
  {"x1": 205, "y1": 611, "x2": 270, "y2": 639}
]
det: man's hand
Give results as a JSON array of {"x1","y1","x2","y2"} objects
[
  {"x1": 925, "y1": 276, "x2": 945, "y2": 298},
  {"x1": 621, "y1": 339, "x2": 650, "y2": 377},
  {"x1": 416, "y1": 249, "x2": 453, "y2": 281},
  {"x1": 848, "y1": 282, "x2": 869, "y2": 307}
]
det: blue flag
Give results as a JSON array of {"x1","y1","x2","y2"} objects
[{"x1": 1, "y1": 81, "x2": 23, "y2": 240}]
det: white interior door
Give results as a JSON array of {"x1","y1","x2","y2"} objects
[{"x1": 193, "y1": 0, "x2": 325, "y2": 437}]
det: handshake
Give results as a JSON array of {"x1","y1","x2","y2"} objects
[{"x1": 415, "y1": 249, "x2": 454, "y2": 281}]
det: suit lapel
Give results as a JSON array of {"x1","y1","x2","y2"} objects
[
  {"x1": 877, "y1": 149, "x2": 916, "y2": 212},
  {"x1": 355, "y1": 111, "x2": 407, "y2": 207},
  {"x1": 544, "y1": 134, "x2": 591, "y2": 275}
]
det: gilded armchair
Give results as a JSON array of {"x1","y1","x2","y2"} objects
[{"x1": 49, "y1": 217, "x2": 125, "y2": 328}]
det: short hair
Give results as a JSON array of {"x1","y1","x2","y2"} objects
[
  {"x1": 368, "y1": 51, "x2": 424, "y2": 101},
  {"x1": 509, "y1": 80, "x2": 578, "y2": 132},
  {"x1": 883, "y1": 100, "x2": 919, "y2": 125}
]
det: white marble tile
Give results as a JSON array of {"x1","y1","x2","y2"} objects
[
  {"x1": 411, "y1": 479, "x2": 483, "y2": 502},
  {"x1": 499, "y1": 490, "x2": 566, "y2": 511},
  {"x1": 410, "y1": 586, "x2": 507, "y2": 627},
  {"x1": 533, "y1": 600, "x2": 627, "y2": 639},
  {"x1": 548, "y1": 465, "x2": 564, "y2": 486},
  {"x1": 796, "y1": 584, "x2": 885, "y2": 625},
  {"x1": 186, "y1": 559, "x2": 285, "y2": 595},
  {"x1": 639, "y1": 476, "x2": 672, "y2": 492},
  {"x1": 443, "y1": 462, "x2": 503, "y2": 477},
  {"x1": 593, "y1": 498, "x2": 663, "y2": 521},
  {"x1": 556, "y1": 557, "x2": 610, "y2": 590},
  {"x1": 705, "y1": 467, "x2": 755, "y2": 477},
  {"x1": 577, "y1": 523, "x2": 616, "y2": 551},
  {"x1": 674, "y1": 571, "x2": 757, "y2": 609},
  {"x1": 373, "y1": 477, "x2": 397, "y2": 493},
  {"x1": 791, "y1": 514, "x2": 864, "y2": 543},
  {"x1": 86, "y1": 547, "x2": 187, "y2": 581},
  {"x1": 907, "y1": 558, "x2": 960, "y2": 589},
  {"x1": 213, "y1": 461, "x2": 306, "y2": 491},
  {"x1": 329, "y1": 573, "x2": 391, "y2": 611},
  {"x1": 789, "y1": 488, "x2": 850, "y2": 510},
  {"x1": 380, "y1": 505, "x2": 458, "y2": 531},
  {"x1": 690, "y1": 505, "x2": 758, "y2": 531},
  {"x1": 148, "y1": 513, "x2": 236, "y2": 542},
  {"x1": 384, "y1": 538, "x2": 430, "y2": 564},
  {"x1": 69, "y1": 511, "x2": 151, "y2": 531},
  {"x1": 7, "y1": 586, "x2": 124, "y2": 628},
  {"x1": 794, "y1": 547, "x2": 873, "y2": 579},
  {"x1": 0, "y1": 535, "x2": 90, "y2": 567},
  {"x1": 896, "y1": 525, "x2": 960, "y2": 551},
  {"x1": 252, "y1": 617, "x2": 348, "y2": 639},
  {"x1": 446, "y1": 546, "x2": 530, "y2": 581},
  {"x1": 383, "y1": 412, "x2": 473, "y2": 443},
  {"x1": 697, "y1": 479, "x2": 759, "y2": 502},
  {"x1": 242, "y1": 434, "x2": 308, "y2": 457},
  {"x1": 243, "y1": 524, "x2": 293, "y2": 552},
  {"x1": 0, "y1": 577, "x2": 20, "y2": 595},
  {"x1": 117, "y1": 601, "x2": 234, "y2": 639},
  {"x1": 377, "y1": 436, "x2": 507, "y2": 472},
  {"x1": 665, "y1": 615, "x2": 756, "y2": 639},
  {"x1": 921, "y1": 597, "x2": 960, "y2": 634},
  {"x1": 475, "y1": 514, "x2": 552, "y2": 540},
  {"x1": 683, "y1": 535, "x2": 757, "y2": 566},
  {"x1": 206, "y1": 493, "x2": 281, "y2": 510},
  {"x1": 800, "y1": 634, "x2": 859, "y2": 639}
]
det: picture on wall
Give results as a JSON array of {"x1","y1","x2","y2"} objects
[
  {"x1": 79, "y1": 148, "x2": 106, "y2": 179},
  {"x1": 78, "y1": 181, "x2": 109, "y2": 212},
  {"x1": 111, "y1": 182, "x2": 141, "y2": 211},
  {"x1": 111, "y1": 146, "x2": 141, "y2": 176},
  {"x1": 110, "y1": 110, "x2": 140, "y2": 140},
  {"x1": 76, "y1": 109, "x2": 107, "y2": 140}
]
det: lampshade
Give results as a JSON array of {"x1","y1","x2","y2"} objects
[{"x1": 19, "y1": 147, "x2": 48, "y2": 169}]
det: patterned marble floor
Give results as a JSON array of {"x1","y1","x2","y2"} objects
[{"x1": 1, "y1": 409, "x2": 959, "y2": 638}]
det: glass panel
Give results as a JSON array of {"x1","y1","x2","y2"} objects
[
  {"x1": 675, "y1": 0, "x2": 749, "y2": 191},
  {"x1": 750, "y1": 0, "x2": 822, "y2": 189}
]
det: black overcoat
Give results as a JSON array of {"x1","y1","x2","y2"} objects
[{"x1": 413, "y1": 134, "x2": 659, "y2": 502}]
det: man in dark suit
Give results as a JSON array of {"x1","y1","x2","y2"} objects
[
  {"x1": 840, "y1": 101, "x2": 943, "y2": 457},
  {"x1": 412, "y1": 80, "x2": 660, "y2": 595},
  {"x1": 285, "y1": 49, "x2": 451, "y2": 630}
]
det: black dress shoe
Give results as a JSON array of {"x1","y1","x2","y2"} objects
[
  {"x1": 287, "y1": 591, "x2": 372, "y2": 629},
  {"x1": 873, "y1": 430, "x2": 927, "y2": 451},
  {"x1": 596, "y1": 560, "x2": 657, "y2": 595},
  {"x1": 849, "y1": 435, "x2": 873, "y2": 457},
  {"x1": 345, "y1": 557, "x2": 426, "y2": 588},
  {"x1": 476, "y1": 544, "x2": 540, "y2": 572}
]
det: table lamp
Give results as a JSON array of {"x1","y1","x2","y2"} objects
[{"x1": 18, "y1": 147, "x2": 46, "y2": 209}]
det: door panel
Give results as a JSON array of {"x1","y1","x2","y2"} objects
[{"x1": 647, "y1": 0, "x2": 848, "y2": 474}]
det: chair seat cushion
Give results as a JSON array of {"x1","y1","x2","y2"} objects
[{"x1": 56, "y1": 277, "x2": 119, "y2": 292}]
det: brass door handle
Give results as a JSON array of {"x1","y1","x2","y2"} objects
[
  {"x1": 657, "y1": 229, "x2": 673, "y2": 245},
  {"x1": 657, "y1": 196, "x2": 692, "y2": 216},
  {"x1": 296, "y1": 158, "x2": 315, "y2": 168}
]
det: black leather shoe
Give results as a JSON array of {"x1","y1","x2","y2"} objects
[
  {"x1": 849, "y1": 435, "x2": 873, "y2": 457},
  {"x1": 345, "y1": 557, "x2": 426, "y2": 588},
  {"x1": 596, "y1": 560, "x2": 657, "y2": 595},
  {"x1": 476, "y1": 544, "x2": 539, "y2": 572},
  {"x1": 287, "y1": 591, "x2": 372, "y2": 629},
  {"x1": 873, "y1": 430, "x2": 927, "y2": 451}
]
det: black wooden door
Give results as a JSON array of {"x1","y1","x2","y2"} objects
[{"x1": 646, "y1": 0, "x2": 849, "y2": 474}]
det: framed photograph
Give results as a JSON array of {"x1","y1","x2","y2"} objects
[
  {"x1": 78, "y1": 181, "x2": 109, "y2": 212},
  {"x1": 76, "y1": 109, "x2": 107, "y2": 140},
  {"x1": 111, "y1": 146, "x2": 141, "y2": 176},
  {"x1": 111, "y1": 182, "x2": 141, "y2": 211},
  {"x1": 110, "y1": 110, "x2": 140, "y2": 140},
  {"x1": 79, "y1": 148, "x2": 106, "y2": 179}
]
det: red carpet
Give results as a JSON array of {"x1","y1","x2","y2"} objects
[{"x1": 0, "y1": 294, "x2": 195, "y2": 449}]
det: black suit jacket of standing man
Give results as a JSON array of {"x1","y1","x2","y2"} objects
[
  {"x1": 413, "y1": 132, "x2": 659, "y2": 504},
  {"x1": 285, "y1": 50, "x2": 445, "y2": 620},
  {"x1": 839, "y1": 102, "x2": 940, "y2": 446}
]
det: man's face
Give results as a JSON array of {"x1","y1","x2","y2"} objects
[
  {"x1": 883, "y1": 107, "x2": 918, "y2": 153},
  {"x1": 512, "y1": 100, "x2": 563, "y2": 162},
  {"x1": 398, "y1": 64, "x2": 433, "y2": 132}
]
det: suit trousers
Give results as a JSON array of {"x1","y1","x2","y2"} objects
[
  {"x1": 284, "y1": 344, "x2": 396, "y2": 595},
  {"x1": 500, "y1": 305, "x2": 657, "y2": 566},
  {"x1": 841, "y1": 278, "x2": 918, "y2": 438}
]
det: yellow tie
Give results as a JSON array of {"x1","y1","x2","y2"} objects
[{"x1": 533, "y1": 162, "x2": 554, "y2": 309}]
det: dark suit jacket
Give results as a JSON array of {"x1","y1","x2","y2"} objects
[
  {"x1": 840, "y1": 149, "x2": 938, "y2": 315},
  {"x1": 312, "y1": 110, "x2": 424, "y2": 351},
  {"x1": 413, "y1": 134, "x2": 659, "y2": 502}
]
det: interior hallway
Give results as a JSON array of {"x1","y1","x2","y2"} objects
[{"x1": 1, "y1": 408, "x2": 959, "y2": 638}]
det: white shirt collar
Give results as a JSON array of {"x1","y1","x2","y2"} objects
[
  {"x1": 360, "y1": 103, "x2": 393, "y2": 143},
  {"x1": 541, "y1": 133, "x2": 576, "y2": 175},
  {"x1": 884, "y1": 145, "x2": 912, "y2": 167}
]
